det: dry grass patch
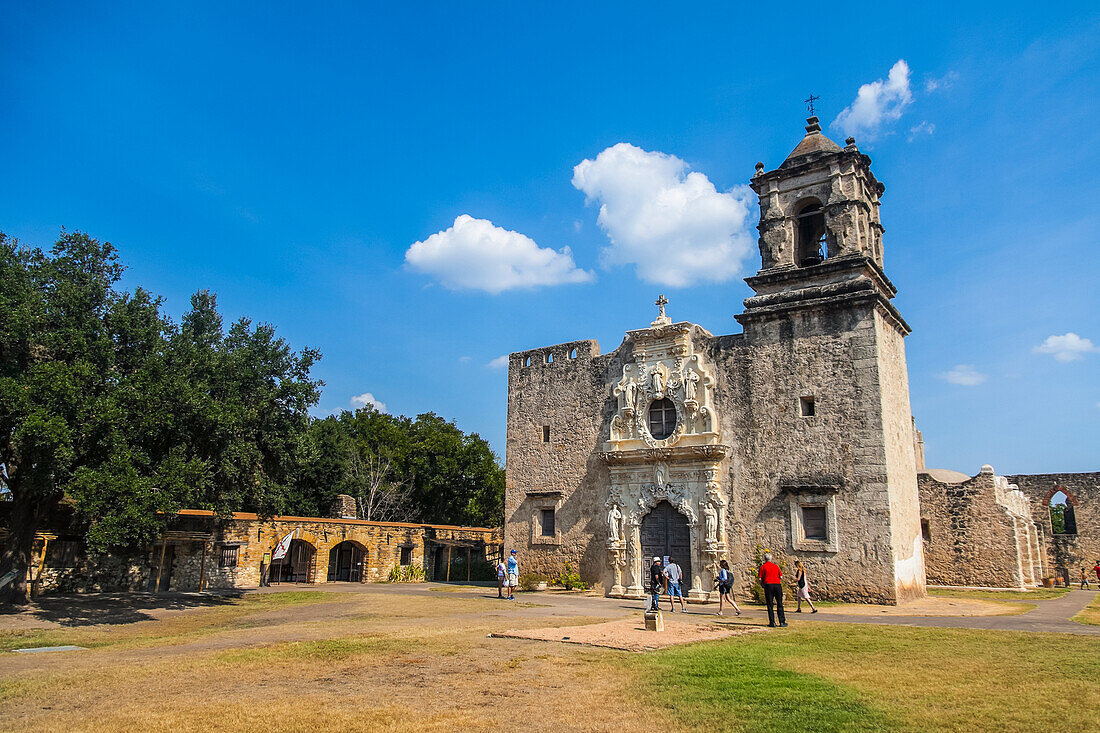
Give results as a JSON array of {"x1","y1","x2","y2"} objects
[{"x1": 928, "y1": 587, "x2": 1069, "y2": 601}]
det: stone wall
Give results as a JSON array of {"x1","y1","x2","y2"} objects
[
  {"x1": 23, "y1": 512, "x2": 501, "y2": 595},
  {"x1": 504, "y1": 338, "x2": 624, "y2": 584},
  {"x1": 1009, "y1": 472, "x2": 1100, "y2": 583},
  {"x1": 918, "y1": 467, "x2": 1042, "y2": 589}
]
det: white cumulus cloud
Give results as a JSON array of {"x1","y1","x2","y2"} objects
[
  {"x1": 405, "y1": 215, "x2": 594, "y2": 294},
  {"x1": 351, "y1": 392, "x2": 387, "y2": 412},
  {"x1": 487, "y1": 355, "x2": 509, "y2": 370},
  {"x1": 571, "y1": 143, "x2": 755, "y2": 287},
  {"x1": 938, "y1": 365, "x2": 986, "y2": 386},
  {"x1": 1033, "y1": 333, "x2": 1099, "y2": 362},
  {"x1": 833, "y1": 59, "x2": 914, "y2": 141}
]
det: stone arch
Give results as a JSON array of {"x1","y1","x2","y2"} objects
[
  {"x1": 1047, "y1": 488, "x2": 1078, "y2": 535},
  {"x1": 327, "y1": 539, "x2": 368, "y2": 582},
  {"x1": 269, "y1": 536, "x2": 317, "y2": 584},
  {"x1": 792, "y1": 197, "x2": 827, "y2": 267}
]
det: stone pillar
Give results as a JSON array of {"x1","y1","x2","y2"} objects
[{"x1": 626, "y1": 522, "x2": 644, "y2": 598}]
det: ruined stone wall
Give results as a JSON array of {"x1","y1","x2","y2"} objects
[
  {"x1": 918, "y1": 470, "x2": 1036, "y2": 588},
  {"x1": 503, "y1": 339, "x2": 623, "y2": 585},
  {"x1": 723, "y1": 301, "x2": 903, "y2": 603},
  {"x1": 1009, "y1": 473, "x2": 1100, "y2": 581}
]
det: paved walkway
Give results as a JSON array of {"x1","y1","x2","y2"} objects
[{"x1": 259, "y1": 582, "x2": 1100, "y2": 636}]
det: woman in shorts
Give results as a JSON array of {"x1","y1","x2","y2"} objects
[{"x1": 715, "y1": 559, "x2": 741, "y2": 616}]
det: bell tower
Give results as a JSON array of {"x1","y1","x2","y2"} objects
[
  {"x1": 751, "y1": 115, "x2": 885, "y2": 271},
  {"x1": 734, "y1": 115, "x2": 926, "y2": 603}
]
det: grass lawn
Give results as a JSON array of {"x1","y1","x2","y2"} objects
[
  {"x1": 630, "y1": 623, "x2": 1100, "y2": 732},
  {"x1": 1073, "y1": 593, "x2": 1100, "y2": 626},
  {"x1": 2, "y1": 587, "x2": 1099, "y2": 732}
]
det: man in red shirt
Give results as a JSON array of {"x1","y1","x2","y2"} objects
[{"x1": 758, "y1": 553, "x2": 787, "y2": 627}]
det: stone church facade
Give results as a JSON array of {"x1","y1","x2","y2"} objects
[{"x1": 504, "y1": 117, "x2": 926, "y2": 604}]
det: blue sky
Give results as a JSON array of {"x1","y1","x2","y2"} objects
[{"x1": 2, "y1": 2, "x2": 1097, "y2": 474}]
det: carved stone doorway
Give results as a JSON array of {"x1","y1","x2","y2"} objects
[{"x1": 640, "y1": 501, "x2": 692, "y2": 583}]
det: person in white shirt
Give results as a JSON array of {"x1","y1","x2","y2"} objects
[
  {"x1": 663, "y1": 556, "x2": 687, "y2": 612},
  {"x1": 496, "y1": 559, "x2": 507, "y2": 598}
]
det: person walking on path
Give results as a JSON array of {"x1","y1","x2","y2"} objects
[
  {"x1": 1081, "y1": 568, "x2": 1092, "y2": 590},
  {"x1": 496, "y1": 559, "x2": 507, "y2": 598},
  {"x1": 649, "y1": 556, "x2": 666, "y2": 612},
  {"x1": 758, "y1": 553, "x2": 787, "y2": 627},
  {"x1": 1093, "y1": 560, "x2": 1099, "y2": 585},
  {"x1": 715, "y1": 559, "x2": 741, "y2": 616},
  {"x1": 794, "y1": 560, "x2": 818, "y2": 613},
  {"x1": 664, "y1": 556, "x2": 687, "y2": 613},
  {"x1": 505, "y1": 550, "x2": 519, "y2": 600}
]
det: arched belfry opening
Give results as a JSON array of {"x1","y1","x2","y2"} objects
[{"x1": 795, "y1": 201, "x2": 827, "y2": 267}]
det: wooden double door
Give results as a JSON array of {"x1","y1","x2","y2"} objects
[{"x1": 640, "y1": 501, "x2": 692, "y2": 589}]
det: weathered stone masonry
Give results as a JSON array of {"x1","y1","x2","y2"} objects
[{"x1": 505, "y1": 117, "x2": 926, "y2": 604}]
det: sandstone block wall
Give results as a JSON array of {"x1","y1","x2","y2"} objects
[{"x1": 22, "y1": 512, "x2": 501, "y2": 595}]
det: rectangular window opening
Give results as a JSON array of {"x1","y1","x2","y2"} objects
[
  {"x1": 540, "y1": 508, "x2": 556, "y2": 537},
  {"x1": 399, "y1": 546, "x2": 412, "y2": 566},
  {"x1": 542, "y1": 425, "x2": 551, "y2": 442},
  {"x1": 219, "y1": 545, "x2": 239, "y2": 568},
  {"x1": 799, "y1": 395, "x2": 816, "y2": 417},
  {"x1": 802, "y1": 506, "x2": 827, "y2": 541},
  {"x1": 921, "y1": 519, "x2": 931, "y2": 543}
]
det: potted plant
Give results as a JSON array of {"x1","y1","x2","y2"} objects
[{"x1": 1041, "y1": 576, "x2": 1055, "y2": 589}]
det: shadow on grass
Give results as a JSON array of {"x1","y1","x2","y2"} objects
[{"x1": 0, "y1": 591, "x2": 244, "y2": 627}]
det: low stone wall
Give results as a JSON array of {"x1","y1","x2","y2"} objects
[{"x1": 918, "y1": 467, "x2": 1042, "y2": 589}]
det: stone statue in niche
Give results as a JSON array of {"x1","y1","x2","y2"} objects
[
  {"x1": 702, "y1": 501, "x2": 718, "y2": 545},
  {"x1": 606, "y1": 503, "x2": 623, "y2": 543},
  {"x1": 624, "y1": 379, "x2": 637, "y2": 411},
  {"x1": 654, "y1": 461, "x2": 669, "y2": 488},
  {"x1": 652, "y1": 365, "x2": 665, "y2": 397},
  {"x1": 684, "y1": 370, "x2": 699, "y2": 402}
]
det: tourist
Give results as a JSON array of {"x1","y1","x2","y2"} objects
[
  {"x1": 758, "y1": 553, "x2": 787, "y2": 627},
  {"x1": 715, "y1": 559, "x2": 740, "y2": 616},
  {"x1": 505, "y1": 549, "x2": 519, "y2": 600},
  {"x1": 664, "y1": 556, "x2": 687, "y2": 613},
  {"x1": 794, "y1": 560, "x2": 818, "y2": 613},
  {"x1": 1081, "y1": 568, "x2": 1092, "y2": 590},
  {"x1": 496, "y1": 558, "x2": 507, "y2": 598},
  {"x1": 1093, "y1": 560, "x2": 1099, "y2": 584},
  {"x1": 649, "y1": 556, "x2": 665, "y2": 612}
]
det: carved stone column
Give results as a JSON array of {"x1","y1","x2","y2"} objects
[
  {"x1": 625, "y1": 521, "x2": 644, "y2": 598},
  {"x1": 608, "y1": 543, "x2": 625, "y2": 596}
]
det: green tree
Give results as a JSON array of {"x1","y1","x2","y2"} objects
[{"x1": 0, "y1": 233, "x2": 321, "y2": 603}]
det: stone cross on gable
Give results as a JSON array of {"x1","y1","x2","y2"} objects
[{"x1": 651, "y1": 294, "x2": 671, "y2": 327}]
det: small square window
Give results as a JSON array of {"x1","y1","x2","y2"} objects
[
  {"x1": 542, "y1": 425, "x2": 551, "y2": 442},
  {"x1": 399, "y1": 546, "x2": 412, "y2": 566},
  {"x1": 219, "y1": 545, "x2": 239, "y2": 568},
  {"x1": 802, "y1": 506, "x2": 827, "y2": 541},
  {"x1": 540, "y1": 508, "x2": 556, "y2": 537},
  {"x1": 799, "y1": 396, "x2": 815, "y2": 417}
]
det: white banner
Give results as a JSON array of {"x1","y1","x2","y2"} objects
[{"x1": 271, "y1": 530, "x2": 295, "y2": 561}]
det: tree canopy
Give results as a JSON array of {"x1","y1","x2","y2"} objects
[{"x1": 1, "y1": 231, "x2": 504, "y2": 603}]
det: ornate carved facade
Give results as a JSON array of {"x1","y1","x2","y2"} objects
[{"x1": 504, "y1": 117, "x2": 927, "y2": 604}]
